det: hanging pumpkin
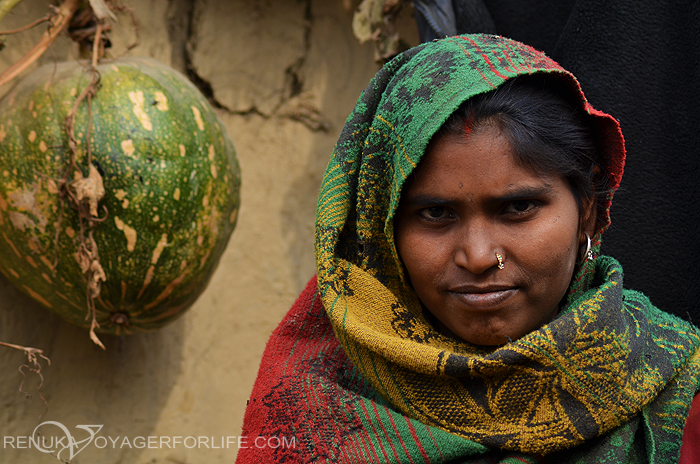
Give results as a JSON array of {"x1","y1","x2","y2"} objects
[{"x1": 0, "y1": 57, "x2": 241, "y2": 345}]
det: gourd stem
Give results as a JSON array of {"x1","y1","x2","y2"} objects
[
  {"x1": 0, "y1": 0, "x2": 80, "y2": 88},
  {"x1": 0, "y1": 0, "x2": 24, "y2": 25},
  {"x1": 91, "y1": 20, "x2": 102, "y2": 68}
]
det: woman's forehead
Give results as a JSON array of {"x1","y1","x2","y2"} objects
[{"x1": 402, "y1": 127, "x2": 565, "y2": 202}]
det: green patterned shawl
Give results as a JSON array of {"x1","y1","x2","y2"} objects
[{"x1": 314, "y1": 34, "x2": 700, "y2": 458}]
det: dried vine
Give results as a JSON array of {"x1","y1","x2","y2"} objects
[
  {"x1": 0, "y1": 341, "x2": 51, "y2": 416},
  {"x1": 58, "y1": 60, "x2": 108, "y2": 349},
  {"x1": 60, "y1": 3, "x2": 142, "y2": 347},
  {"x1": 0, "y1": 0, "x2": 80, "y2": 88},
  {"x1": 0, "y1": 14, "x2": 51, "y2": 37},
  {"x1": 54, "y1": 15, "x2": 114, "y2": 348}
]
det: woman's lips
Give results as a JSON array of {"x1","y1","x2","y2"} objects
[{"x1": 448, "y1": 287, "x2": 517, "y2": 309}]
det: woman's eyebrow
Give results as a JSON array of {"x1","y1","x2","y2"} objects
[
  {"x1": 401, "y1": 194, "x2": 456, "y2": 206},
  {"x1": 495, "y1": 185, "x2": 556, "y2": 202},
  {"x1": 404, "y1": 184, "x2": 556, "y2": 206}
]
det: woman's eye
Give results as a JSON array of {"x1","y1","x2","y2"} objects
[
  {"x1": 419, "y1": 206, "x2": 450, "y2": 220},
  {"x1": 504, "y1": 200, "x2": 536, "y2": 214}
]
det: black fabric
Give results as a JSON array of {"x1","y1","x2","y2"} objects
[
  {"x1": 413, "y1": 0, "x2": 457, "y2": 41},
  {"x1": 451, "y1": 0, "x2": 497, "y2": 36},
  {"x1": 413, "y1": 1, "x2": 497, "y2": 40},
  {"x1": 415, "y1": 0, "x2": 700, "y2": 325}
]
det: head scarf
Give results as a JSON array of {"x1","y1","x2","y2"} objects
[{"x1": 314, "y1": 34, "x2": 700, "y2": 455}]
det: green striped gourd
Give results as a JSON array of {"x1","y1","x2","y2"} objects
[{"x1": 0, "y1": 57, "x2": 241, "y2": 336}]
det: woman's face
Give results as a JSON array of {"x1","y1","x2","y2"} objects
[{"x1": 394, "y1": 125, "x2": 595, "y2": 346}]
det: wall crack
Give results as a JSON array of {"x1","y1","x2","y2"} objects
[
  {"x1": 277, "y1": 0, "x2": 330, "y2": 132},
  {"x1": 165, "y1": 0, "x2": 326, "y2": 127},
  {"x1": 166, "y1": 0, "x2": 242, "y2": 114}
]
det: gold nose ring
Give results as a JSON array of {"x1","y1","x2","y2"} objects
[{"x1": 496, "y1": 253, "x2": 505, "y2": 270}]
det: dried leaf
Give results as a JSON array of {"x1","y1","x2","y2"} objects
[
  {"x1": 87, "y1": 259, "x2": 106, "y2": 298},
  {"x1": 76, "y1": 250, "x2": 91, "y2": 273},
  {"x1": 352, "y1": 0, "x2": 385, "y2": 43},
  {"x1": 89, "y1": 0, "x2": 117, "y2": 21},
  {"x1": 351, "y1": 0, "x2": 406, "y2": 62},
  {"x1": 89, "y1": 319, "x2": 106, "y2": 350},
  {"x1": 71, "y1": 165, "x2": 105, "y2": 217},
  {"x1": 46, "y1": 179, "x2": 59, "y2": 194}
]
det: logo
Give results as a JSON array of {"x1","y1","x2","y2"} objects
[{"x1": 32, "y1": 421, "x2": 103, "y2": 461}]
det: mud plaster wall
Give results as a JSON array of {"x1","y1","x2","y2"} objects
[{"x1": 0, "y1": 1, "x2": 418, "y2": 462}]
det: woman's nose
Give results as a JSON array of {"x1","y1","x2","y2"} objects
[{"x1": 453, "y1": 221, "x2": 499, "y2": 274}]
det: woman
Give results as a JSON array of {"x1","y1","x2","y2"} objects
[{"x1": 236, "y1": 34, "x2": 700, "y2": 463}]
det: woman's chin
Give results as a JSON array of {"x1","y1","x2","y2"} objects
[
  {"x1": 462, "y1": 333, "x2": 516, "y2": 347},
  {"x1": 436, "y1": 320, "x2": 518, "y2": 347}
]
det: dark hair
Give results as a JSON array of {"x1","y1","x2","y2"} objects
[{"x1": 434, "y1": 76, "x2": 610, "y2": 228}]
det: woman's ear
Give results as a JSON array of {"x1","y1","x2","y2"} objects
[
  {"x1": 580, "y1": 195, "x2": 597, "y2": 239},
  {"x1": 580, "y1": 165, "x2": 601, "y2": 239}
]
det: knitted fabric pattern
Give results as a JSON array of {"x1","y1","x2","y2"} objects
[
  {"x1": 237, "y1": 267, "x2": 700, "y2": 463},
  {"x1": 237, "y1": 34, "x2": 700, "y2": 463}
]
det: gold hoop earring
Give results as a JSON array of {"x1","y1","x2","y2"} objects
[{"x1": 496, "y1": 253, "x2": 505, "y2": 270}]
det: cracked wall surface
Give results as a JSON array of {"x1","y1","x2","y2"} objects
[
  {"x1": 189, "y1": 0, "x2": 309, "y2": 115},
  {"x1": 0, "y1": 1, "x2": 417, "y2": 463}
]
